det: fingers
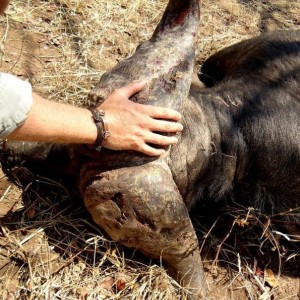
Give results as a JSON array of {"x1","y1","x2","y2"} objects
[
  {"x1": 131, "y1": 132, "x2": 179, "y2": 156},
  {"x1": 139, "y1": 104, "x2": 182, "y2": 121},
  {"x1": 138, "y1": 144, "x2": 166, "y2": 157},
  {"x1": 138, "y1": 133, "x2": 178, "y2": 156},
  {"x1": 103, "y1": 81, "x2": 184, "y2": 156},
  {"x1": 117, "y1": 83, "x2": 182, "y2": 122},
  {"x1": 146, "y1": 132, "x2": 178, "y2": 146},
  {"x1": 117, "y1": 84, "x2": 182, "y2": 122},
  {"x1": 149, "y1": 119, "x2": 183, "y2": 133}
]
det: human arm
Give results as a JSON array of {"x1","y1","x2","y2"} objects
[{"x1": 6, "y1": 81, "x2": 183, "y2": 156}]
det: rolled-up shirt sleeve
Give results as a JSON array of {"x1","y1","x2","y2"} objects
[{"x1": 0, "y1": 72, "x2": 33, "y2": 139}]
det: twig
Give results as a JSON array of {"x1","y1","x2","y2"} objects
[{"x1": 0, "y1": 184, "x2": 11, "y2": 202}]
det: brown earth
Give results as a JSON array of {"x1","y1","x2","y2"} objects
[{"x1": 0, "y1": 0, "x2": 300, "y2": 299}]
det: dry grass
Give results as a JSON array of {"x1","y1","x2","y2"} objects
[
  {"x1": 1, "y1": 0, "x2": 299, "y2": 106},
  {"x1": 0, "y1": 0, "x2": 300, "y2": 299}
]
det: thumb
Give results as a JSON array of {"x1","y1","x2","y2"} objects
[{"x1": 119, "y1": 81, "x2": 147, "y2": 98}]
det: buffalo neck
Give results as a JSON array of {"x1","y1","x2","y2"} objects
[{"x1": 178, "y1": 82, "x2": 247, "y2": 207}]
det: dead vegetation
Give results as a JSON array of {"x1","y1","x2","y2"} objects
[{"x1": 0, "y1": 0, "x2": 300, "y2": 299}]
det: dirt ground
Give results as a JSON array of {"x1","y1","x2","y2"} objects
[{"x1": 0, "y1": 0, "x2": 300, "y2": 299}]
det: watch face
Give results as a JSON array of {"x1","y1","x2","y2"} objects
[{"x1": 0, "y1": 0, "x2": 10, "y2": 14}]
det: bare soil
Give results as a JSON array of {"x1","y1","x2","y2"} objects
[{"x1": 0, "y1": 1, "x2": 299, "y2": 299}]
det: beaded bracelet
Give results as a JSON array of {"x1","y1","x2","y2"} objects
[{"x1": 89, "y1": 108, "x2": 111, "y2": 151}]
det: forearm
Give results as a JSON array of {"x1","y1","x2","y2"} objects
[
  {"x1": 8, "y1": 93, "x2": 97, "y2": 144},
  {"x1": 5, "y1": 79, "x2": 183, "y2": 156}
]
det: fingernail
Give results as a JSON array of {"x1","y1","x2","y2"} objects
[{"x1": 173, "y1": 137, "x2": 179, "y2": 144}]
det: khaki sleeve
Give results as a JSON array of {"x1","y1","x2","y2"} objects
[{"x1": 0, "y1": 73, "x2": 33, "y2": 138}]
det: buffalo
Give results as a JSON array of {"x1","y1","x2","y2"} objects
[{"x1": 1, "y1": 0, "x2": 300, "y2": 299}]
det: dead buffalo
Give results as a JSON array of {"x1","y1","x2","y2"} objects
[{"x1": 1, "y1": 0, "x2": 300, "y2": 299}]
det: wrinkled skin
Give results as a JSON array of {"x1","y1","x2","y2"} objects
[
  {"x1": 3, "y1": 1, "x2": 207, "y2": 298},
  {"x1": 81, "y1": 1, "x2": 206, "y2": 297},
  {"x1": 196, "y1": 30, "x2": 300, "y2": 219},
  {"x1": 2, "y1": 3, "x2": 300, "y2": 300}
]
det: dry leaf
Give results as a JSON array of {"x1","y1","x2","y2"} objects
[
  {"x1": 265, "y1": 269, "x2": 279, "y2": 288},
  {"x1": 235, "y1": 218, "x2": 249, "y2": 227},
  {"x1": 77, "y1": 287, "x2": 88, "y2": 300},
  {"x1": 255, "y1": 267, "x2": 264, "y2": 277},
  {"x1": 27, "y1": 207, "x2": 36, "y2": 219},
  {"x1": 115, "y1": 272, "x2": 131, "y2": 291},
  {"x1": 98, "y1": 276, "x2": 114, "y2": 292}
]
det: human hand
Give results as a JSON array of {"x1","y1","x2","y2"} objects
[{"x1": 99, "y1": 82, "x2": 183, "y2": 156}]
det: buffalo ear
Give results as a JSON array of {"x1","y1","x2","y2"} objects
[{"x1": 191, "y1": 66, "x2": 206, "y2": 89}]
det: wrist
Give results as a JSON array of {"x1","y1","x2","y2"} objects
[{"x1": 89, "y1": 108, "x2": 111, "y2": 151}]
